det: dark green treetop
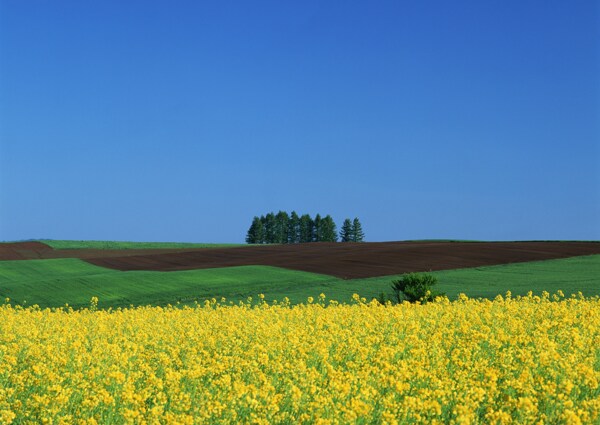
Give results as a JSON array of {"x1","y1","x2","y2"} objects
[
  {"x1": 351, "y1": 217, "x2": 365, "y2": 242},
  {"x1": 299, "y1": 214, "x2": 314, "y2": 243},
  {"x1": 313, "y1": 213, "x2": 322, "y2": 242},
  {"x1": 245, "y1": 211, "x2": 359, "y2": 244},
  {"x1": 274, "y1": 210, "x2": 290, "y2": 244},
  {"x1": 245, "y1": 216, "x2": 264, "y2": 244},
  {"x1": 319, "y1": 215, "x2": 338, "y2": 242},
  {"x1": 340, "y1": 218, "x2": 353, "y2": 242},
  {"x1": 263, "y1": 212, "x2": 276, "y2": 244},
  {"x1": 288, "y1": 211, "x2": 300, "y2": 243}
]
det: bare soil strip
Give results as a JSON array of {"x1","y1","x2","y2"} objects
[
  {"x1": 3, "y1": 241, "x2": 599, "y2": 279},
  {"x1": 0, "y1": 242, "x2": 204, "y2": 261},
  {"x1": 0, "y1": 242, "x2": 54, "y2": 260}
]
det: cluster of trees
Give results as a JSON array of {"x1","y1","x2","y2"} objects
[
  {"x1": 245, "y1": 211, "x2": 364, "y2": 244},
  {"x1": 339, "y1": 218, "x2": 366, "y2": 242}
]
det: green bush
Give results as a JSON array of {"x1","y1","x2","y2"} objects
[
  {"x1": 376, "y1": 292, "x2": 392, "y2": 305},
  {"x1": 391, "y1": 273, "x2": 445, "y2": 303}
]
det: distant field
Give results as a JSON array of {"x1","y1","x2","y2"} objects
[
  {"x1": 1, "y1": 255, "x2": 599, "y2": 308},
  {"x1": 433, "y1": 254, "x2": 600, "y2": 298},
  {"x1": 39, "y1": 240, "x2": 245, "y2": 249},
  {"x1": 354, "y1": 254, "x2": 600, "y2": 299},
  {"x1": 0, "y1": 259, "x2": 334, "y2": 308}
]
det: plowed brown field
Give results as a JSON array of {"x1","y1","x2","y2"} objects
[
  {"x1": 2, "y1": 241, "x2": 599, "y2": 279},
  {"x1": 0, "y1": 242, "x2": 204, "y2": 261}
]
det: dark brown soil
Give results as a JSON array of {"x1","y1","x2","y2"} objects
[
  {"x1": 0, "y1": 243, "x2": 206, "y2": 261},
  {"x1": 0, "y1": 242, "x2": 54, "y2": 260},
  {"x1": 3, "y1": 241, "x2": 600, "y2": 279}
]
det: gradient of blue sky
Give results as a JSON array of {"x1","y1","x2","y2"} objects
[{"x1": 1, "y1": 1, "x2": 599, "y2": 243}]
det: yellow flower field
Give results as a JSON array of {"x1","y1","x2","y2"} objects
[{"x1": 0, "y1": 292, "x2": 599, "y2": 424}]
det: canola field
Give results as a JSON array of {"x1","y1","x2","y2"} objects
[{"x1": 0, "y1": 293, "x2": 599, "y2": 424}]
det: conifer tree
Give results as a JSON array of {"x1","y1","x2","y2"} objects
[
  {"x1": 246, "y1": 211, "x2": 354, "y2": 244},
  {"x1": 264, "y1": 212, "x2": 277, "y2": 243},
  {"x1": 259, "y1": 215, "x2": 266, "y2": 239},
  {"x1": 351, "y1": 217, "x2": 365, "y2": 242},
  {"x1": 246, "y1": 216, "x2": 265, "y2": 244},
  {"x1": 288, "y1": 211, "x2": 300, "y2": 243},
  {"x1": 313, "y1": 213, "x2": 322, "y2": 242},
  {"x1": 320, "y1": 215, "x2": 338, "y2": 242},
  {"x1": 245, "y1": 222, "x2": 255, "y2": 244},
  {"x1": 275, "y1": 211, "x2": 290, "y2": 244},
  {"x1": 245, "y1": 216, "x2": 259, "y2": 244},
  {"x1": 299, "y1": 214, "x2": 314, "y2": 243},
  {"x1": 340, "y1": 218, "x2": 352, "y2": 242}
]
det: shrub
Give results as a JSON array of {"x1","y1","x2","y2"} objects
[
  {"x1": 391, "y1": 273, "x2": 445, "y2": 303},
  {"x1": 376, "y1": 292, "x2": 392, "y2": 305}
]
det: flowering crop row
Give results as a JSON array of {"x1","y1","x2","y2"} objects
[{"x1": 0, "y1": 292, "x2": 599, "y2": 424}]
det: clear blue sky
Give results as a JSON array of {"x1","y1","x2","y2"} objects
[{"x1": 1, "y1": 1, "x2": 598, "y2": 243}]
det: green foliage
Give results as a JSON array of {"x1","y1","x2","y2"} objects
[
  {"x1": 391, "y1": 273, "x2": 444, "y2": 303},
  {"x1": 263, "y1": 213, "x2": 277, "y2": 244},
  {"x1": 246, "y1": 212, "x2": 361, "y2": 244},
  {"x1": 299, "y1": 214, "x2": 314, "y2": 243},
  {"x1": 340, "y1": 219, "x2": 353, "y2": 242},
  {"x1": 275, "y1": 211, "x2": 290, "y2": 244},
  {"x1": 376, "y1": 292, "x2": 393, "y2": 305},
  {"x1": 319, "y1": 215, "x2": 338, "y2": 242},
  {"x1": 351, "y1": 218, "x2": 365, "y2": 242},
  {"x1": 288, "y1": 211, "x2": 300, "y2": 243},
  {"x1": 246, "y1": 216, "x2": 264, "y2": 244},
  {"x1": 313, "y1": 214, "x2": 322, "y2": 242}
]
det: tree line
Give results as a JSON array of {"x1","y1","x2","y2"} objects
[{"x1": 246, "y1": 211, "x2": 364, "y2": 244}]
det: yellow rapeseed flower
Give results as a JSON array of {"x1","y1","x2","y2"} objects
[{"x1": 0, "y1": 292, "x2": 598, "y2": 423}]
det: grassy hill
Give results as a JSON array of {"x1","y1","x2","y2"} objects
[{"x1": 0, "y1": 255, "x2": 599, "y2": 309}]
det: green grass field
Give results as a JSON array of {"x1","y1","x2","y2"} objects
[
  {"x1": 38, "y1": 240, "x2": 245, "y2": 249},
  {"x1": 1, "y1": 255, "x2": 599, "y2": 309}
]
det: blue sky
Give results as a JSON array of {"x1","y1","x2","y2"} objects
[{"x1": 1, "y1": 0, "x2": 598, "y2": 243}]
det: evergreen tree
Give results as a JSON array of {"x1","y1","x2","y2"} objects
[
  {"x1": 275, "y1": 210, "x2": 290, "y2": 243},
  {"x1": 288, "y1": 211, "x2": 300, "y2": 243},
  {"x1": 246, "y1": 216, "x2": 260, "y2": 244},
  {"x1": 340, "y1": 218, "x2": 353, "y2": 242},
  {"x1": 351, "y1": 217, "x2": 365, "y2": 242},
  {"x1": 246, "y1": 211, "x2": 352, "y2": 244},
  {"x1": 313, "y1": 213, "x2": 322, "y2": 242},
  {"x1": 263, "y1": 212, "x2": 277, "y2": 243},
  {"x1": 245, "y1": 222, "x2": 255, "y2": 244},
  {"x1": 259, "y1": 215, "x2": 266, "y2": 241},
  {"x1": 299, "y1": 214, "x2": 314, "y2": 243},
  {"x1": 319, "y1": 215, "x2": 338, "y2": 242}
]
